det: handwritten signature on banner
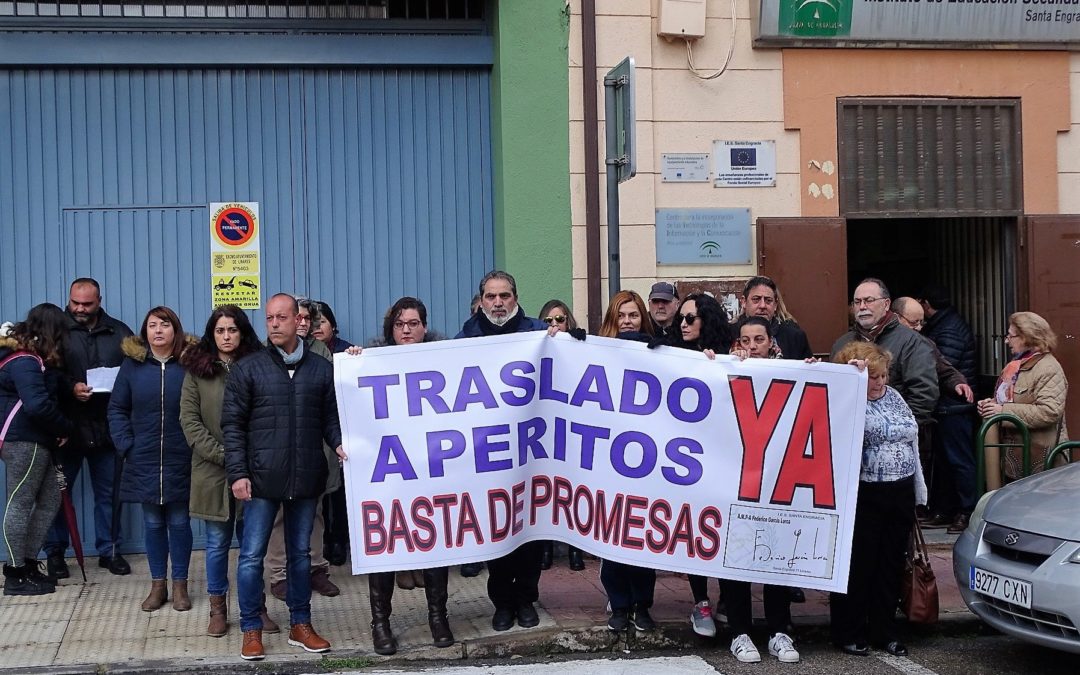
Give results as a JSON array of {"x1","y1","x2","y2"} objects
[{"x1": 334, "y1": 332, "x2": 867, "y2": 592}]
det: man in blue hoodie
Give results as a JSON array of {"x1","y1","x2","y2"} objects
[{"x1": 455, "y1": 270, "x2": 548, "y2": 631}]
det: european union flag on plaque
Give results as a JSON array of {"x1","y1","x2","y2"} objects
[{"x1": 730, "y1": 148, "x2": 757, "y2": 167}]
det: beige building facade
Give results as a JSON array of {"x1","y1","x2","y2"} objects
[{"x1": 567, "y1": 0, "x2": 1080, "y2": 432}]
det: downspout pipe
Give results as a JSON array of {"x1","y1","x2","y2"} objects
[{"x1": 582, "y1": 0, "x2": 602, "y2": 333}]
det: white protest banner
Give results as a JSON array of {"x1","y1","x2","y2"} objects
[{"x1": 336, "y1": 332, "x2": 867, "y2": 593}]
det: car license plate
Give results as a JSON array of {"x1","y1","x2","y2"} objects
[{"x1": 970, "y1": 566, "x2": 1032, "y2": 609}]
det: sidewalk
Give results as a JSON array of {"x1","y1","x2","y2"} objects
[{"x1": 0, "y1": 533, "x2": 971, "y2": 673}]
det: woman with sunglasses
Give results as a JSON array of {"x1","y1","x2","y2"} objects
[
  {"x1": 598, "y1": 291, "x2": 654, "y2": 339},
  {"x1": 536, "y1": 300, "x2": 587, "y2": 571},
  {"x1": 666, "y1": 293, "x2": 735, "y2": 641}
]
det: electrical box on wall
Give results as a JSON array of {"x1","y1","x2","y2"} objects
[{"x1": 657, "y1": 0, "x2": 707, "y2": 40}]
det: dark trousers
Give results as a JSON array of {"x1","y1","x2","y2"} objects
[
  {"x1": 322, "y1": 473, "x2": 349, "y2": 547},
  {"x1": 45, "y1": 445, "x2": 118, "y2": 557},
  {"x1": 487, "y1": 540, "x2": 544, "y2": 610},
  {"x1": 930, "y1": 409, "x2": 977, "y2": 515},
  {"x1": 600, "y1": 559, "x2": 656, "y2": 611},
  {"x1": 721, "y1": 580, "x2": 792, "y2": 636},
  {"x1": 688, "y1": 574, "x2": 711, "y2": 603},
  {"x1": 830, "y1": 478, "x2": 915, "y2": 646}
]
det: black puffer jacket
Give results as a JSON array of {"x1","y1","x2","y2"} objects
[
  {"x1": 923, "y1": 306, "x2": 977, "y2": 385},
  {"x1": 60, "y1": 309, "x2": 134, "y2": 449},
  {"x1": 0, "y1": 337, "x2": 73, "y2": 447},
  {"x1": 773, "y1": 319, "x2": 814, "y2": 360},
  {"x1": 222, "y1": 342, "x2": 342, "y2": 501}
]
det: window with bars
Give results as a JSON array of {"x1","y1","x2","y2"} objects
[
  {"x1": 0, "y1": 0, "x2": 483, "y2": 21},
  {"x1": 838, "y1": 98, "x2": 1023, "y2": 218}
]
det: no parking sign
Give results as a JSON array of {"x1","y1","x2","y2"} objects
[{"x1": 209, "y1": 202, "x2": 262, "y2": 309}]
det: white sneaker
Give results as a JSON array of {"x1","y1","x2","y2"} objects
[
  {"x1": 690, "y1": 600, "x2": 716, "y2": 637},
  {"x1": 731, "y1": 633, "x2": 761, "y2": 663},
  {"x1": 768, "y1": 632, "x2": 800, "y2": 663}
]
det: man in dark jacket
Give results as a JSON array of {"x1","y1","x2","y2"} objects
[
  {"x1": 740, "y1": 276, "x2": 814, "y2": 360},
  {"x1": 456, "y1": 270, "x2": 549, "y2": 632},
  {"x1": 223, "y1": 293, "x2": 344, "y2": 661},
  {"x1": 915, "y1": 287, "x2": 980, "y2": 532},
  {"x1": 43, "y1": 278, "x2": 133, "y2": 578},
  {"x1": 831, "y1": 278, "x2": 939, "y2": 425}
]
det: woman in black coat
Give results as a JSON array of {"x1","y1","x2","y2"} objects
[{"x1": 108, "y1": 306, "x2": 193, "y2": 613}]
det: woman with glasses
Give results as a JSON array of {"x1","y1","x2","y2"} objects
[
  {"x1": 535, "y1": 300, "x2": 588, "y2": 572},
  {"x1": 977, "y1": 312, "x2": 1069, "y2": 488},
  {"x1": 598, "y1": 291, "x2": 654, "y2": 339},
  {"x1": 361, "y1": 296, "x2": 454, "y2": 655}
]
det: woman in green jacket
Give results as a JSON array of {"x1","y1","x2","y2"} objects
[{"x1": 179, "y1": 305, "x2": 264, "y2": 637}]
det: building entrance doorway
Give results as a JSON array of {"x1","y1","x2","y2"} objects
[{"x1": 847, "y1": 217, "x2": 1018, "y2": 391}]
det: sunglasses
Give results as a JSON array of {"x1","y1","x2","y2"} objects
[
  {"x1": 543, "y1": 315, "x2": 567, "y2": 325},
  {"x1": 681, "y1": 314, "x2": 698, "y2": 325}
]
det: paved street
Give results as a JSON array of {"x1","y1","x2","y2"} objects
[{"x1": 0, "y1": 535, "x2": 1076, "y2": 673}]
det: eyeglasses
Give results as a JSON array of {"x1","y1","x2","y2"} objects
[
  {"x1": 1005, "y1": 332, "x2": 1021, "y2": 341},
  {"x1": 851, "y1": 297, "x2": 885, "y2": 308},
  {"x1": 393, "y1": 320, "x2": 422, "y2": 331},
  {"x1": 681, "y1": 314, "x2": 698, "y2": 325},
  {"x1": 905, "y1": 318, "x2": 925, "y2": 328},
  {"x1": 543, "y1": 315, "x2": 567, "y2": 325}
]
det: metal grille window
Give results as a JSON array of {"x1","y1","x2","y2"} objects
[
  {"x1": 838, "y1": 98, "x2": 1022, "y2": 218},
  {"x1": 0, "y1": 0, "x2": 484, "y2": 21}
]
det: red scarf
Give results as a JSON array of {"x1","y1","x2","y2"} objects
[{"x1": 855, "y1": 311, "x2": 898, "y2": 343}]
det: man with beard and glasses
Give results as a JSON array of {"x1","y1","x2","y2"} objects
[
  {"x1": 455, "y1": 270, "x2": 548, "y2": 632},
  {"x1": 43, "y1": 278, "x2": 134, "y2": 578}
]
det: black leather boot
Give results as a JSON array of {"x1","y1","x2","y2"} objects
[
  {"x1": 368, "y1": 572, "x2": 397, "y2": 655},
  {"x1": 424, "y1": 567, "x2": 455, "y2": 648},
  {"x1": 539, "y1": 541, "x2": 553, "y2": 570}
]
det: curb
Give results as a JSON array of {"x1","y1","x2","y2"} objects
[{"x1": 8, "y1": 611, "x2": 983, "y2": 675}]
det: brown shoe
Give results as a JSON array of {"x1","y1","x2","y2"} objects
[
  {"x1": 311, "y1": 567, "x2": 340, "y2": 597},
  {"x1": 172, "y1": 580, "x2": 192, "y2": 612},
  {"x1": 141, "y1": 580, "x2": 168, "y2": 612},
  {"x1": 947, "y1": 513, "x2": 971, "y2": 534},
  {"x1": 269, "y1": 579, "x2": 287, "y2": 602},
  {"x1": 260, "y1": 593, "x2": 281, "y2": 634},
  {"x1": 208, "y1": 594, "x2": 228, "y2": 637},
  {"x1": 920, "y1": 513, "x2": 951, "y2": 529},
  {"x1": 288, "y1": 622, "x2": 331, "y2": 653},
  {"x1": 240, "y1": 629, "x2": 265, "y2": 660}
]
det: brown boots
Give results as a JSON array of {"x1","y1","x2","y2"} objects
[
  {"x1": 141, "y1": 580, "x2": 168, "y2": 611},
  {"x1": 396, "y1": 569, "x2": 425, "y2": 590},
  {"x1": 172, "y1": 580, "x2": 192, "y2": 611},
  {"x1": 208, "y1": 594, "x2": 228, "y2": 637},
  {"x1": 368, "y1": 572, "x2": 397, "y2": 655},
  {"x1": 260, "y1": 593, "x2": 280, "y2": 633}
]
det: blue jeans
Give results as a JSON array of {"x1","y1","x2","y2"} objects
[
  {"x1": 237, "y1": 497, "x2": 316, "y2": 632},
  {"x1": 142, "y1": 502, "x2": 193, "y2": 581},
  {"x1": 204, "y1": 511, "x2": 242, "y2": 597},
  {"x1": 45, "y1": 448, "x2": 118, "y2": 557}
]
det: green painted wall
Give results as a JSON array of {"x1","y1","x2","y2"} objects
[{"x1": 490, "y1": 0, "x2": 573, "y2": 315}]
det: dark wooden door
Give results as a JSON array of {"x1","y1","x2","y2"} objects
[
  {"x1": 757, "y1": 217, "x2": 849, "y2": 355},
  {"x1": 1024, "y1": 215, "x2": 1080, "y2": 436}
]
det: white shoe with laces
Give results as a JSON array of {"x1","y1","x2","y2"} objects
[
  {"x1": 768, "y1": 632, "x2": 800, "y2": 663},
  {"x1": 731, "y1": 633, "x2": 761, "y2": 663},
  {"x1": 689, "y1": 600, "x2": 716, "y2": 637}
]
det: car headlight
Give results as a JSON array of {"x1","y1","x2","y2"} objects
[{"x1": 967, "y1": 489, "x2": 997, "y2": 534}]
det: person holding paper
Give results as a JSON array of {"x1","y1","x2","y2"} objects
[
  {"x1": 43, "y1": 278, "x2": 134, "y2": 580},
  {"x1": 108, "y1": 307, "x2": 195, "y2": 613},
  {"x1": 829, "y1": 341, "x2": 924, "y2": 658},
  {"x1": 0, "y1": 304, "x2": 73, "y2": 596}
]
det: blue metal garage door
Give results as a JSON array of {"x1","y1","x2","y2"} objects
[{"x1": 0, "y1": 66, "x2": 493, "y2": 554}]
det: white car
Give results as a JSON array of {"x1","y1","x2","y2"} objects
[{"x1": 953, "y1": 463, "x2": 1080, "y2": 653}]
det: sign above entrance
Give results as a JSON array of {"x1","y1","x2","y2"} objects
[
  {"x1": 209, "y1": 202, "x2": 261, "y2": 309},
  {"x1": 756, "y1": 0, "x2": 1080, "y2": 47}
]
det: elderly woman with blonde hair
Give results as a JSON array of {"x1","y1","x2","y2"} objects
[{"x1": 978, "y1": 311, "x2": 1069, "y2": 488}]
